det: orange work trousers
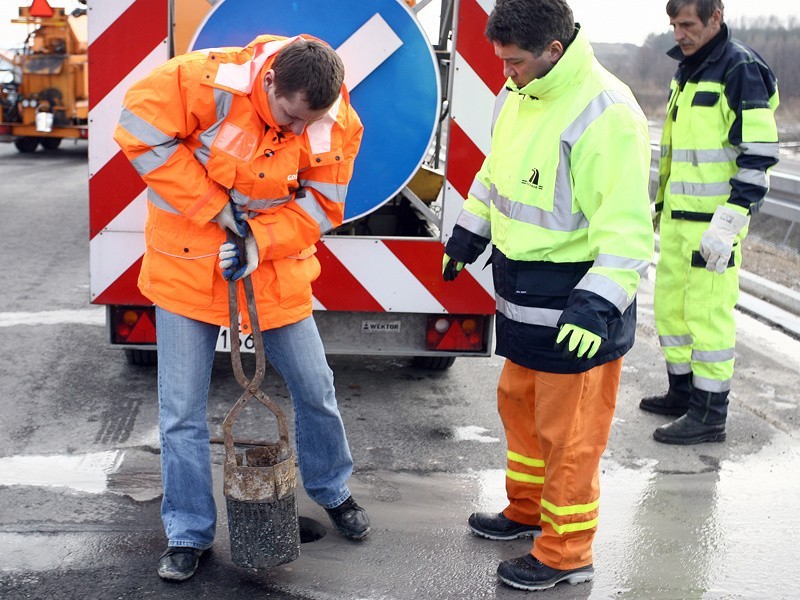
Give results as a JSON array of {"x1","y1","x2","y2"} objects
[{"x1": 497, "y1": 357, "x2": 622, "y2": 570}]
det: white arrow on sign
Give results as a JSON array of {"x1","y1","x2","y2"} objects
[{"x1": 336, "y1": 13, "x2": 404, "y2": 91}]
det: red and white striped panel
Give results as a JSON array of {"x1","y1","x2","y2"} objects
[
  {"x1": 88, "y1": 0, "x2": 168, "y2": 305},
  {"x1": 87, "y1": 0, "x2": 496, "y2": 315},
  {"x1": 440, "y1": 0, "x2": 501, "y2": 299}
]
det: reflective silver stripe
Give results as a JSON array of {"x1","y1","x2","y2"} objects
[
  {"x1": 671, "y1": 147, "x2": 739, "y2": 164},
  {"x1": 496, "y1": 296, "x2": 562, "y2": 328},
  {"x1": 594, "y1": 254, "x2": 650, "y2": 277},
  {"x1": 692, "y1": 348, "x2": 735, "y2": 363},
  {"x1": 493, "y1": 187, "x2": 589, "y2": 232},
  {"x1": 574, "y1": 272, "x2": 630, "y2": 312},
  {"x1": 230, "y1": 188, "x2": 293, "y2": 210},
  {"x1": 131, "y1": 139, "x2": 180, "y2": 175},
  {"x1": 456, "y1": 209, "x2": 491, "y2": 238},
  {"x1": 660, "y1": 144, "x2": 670, "y2": 158},
  {"x1": 739, "y1": 142, "x2": 780, "y2": 159},
  {"x1": 147, "y1": 187, "x2": 180, "y2": 214},
  {"x1": 666, "y1": 362, "x2": 692, "y2": 375},
  {"x1": 118, "y1": 108, "x2": 174, "y2": 147},
  {"x1": 660, "y1": 334, "x2": 693, "y2": 347},
  {"x1": 693, "y1": 375, "x2": 731, "y2": 393},
  {"x1": 552, "y1": 91, "x2": 644, "y2": 232},
  {"x1": 733, "y1": 168, "x2": 768, "y2": 188},
  {"x1": 295, "y1": 193, "x2": 333, "y2": 233},
  {"x1": 491, "y1": 87, "x2": 511, "y2": 133},
  {"x1": 196, "y1": 88, "x2": 233, "y2": 166},
  {"x1": 468, "y1": 178, "x2": 491, "y2": 207},
  {"x1": 247, "y1": 195, "x2": 293, "y2": 210},
  {"x1": 300, "y1": 179, "x2": 347, "y2": 204},
  {"x1": 670, "y1": 181, "x2": 730, "y2": 196}
]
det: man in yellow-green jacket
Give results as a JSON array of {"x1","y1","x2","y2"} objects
[
  {"x1": 442, "y1": 0, "x2": 653, "y2": 592},
  {"x1": 641, "y1": 0, "x2": 779, "y2": 445}
]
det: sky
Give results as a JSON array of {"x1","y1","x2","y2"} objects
[
  {"x1": 1, "y1": 0, "x2": 798, "y2": 50},
  {"x1": 567, "y1": 0, "x2": 800, "y2": 45}
]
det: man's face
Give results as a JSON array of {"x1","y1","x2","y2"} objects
[
  {"x1": 493, "y1": 41, "x2": 560, "y2": 89},
  {"x1": 670, "y1": 3, "x2": 722, "y2": 57},
  {"x1": 265, "y1": 71, "x2": 329, "y2": 136}
]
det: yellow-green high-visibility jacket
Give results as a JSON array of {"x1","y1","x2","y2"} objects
[
  {"x1": 656, "y1": 24, "x2": 779, "y2": 222},
  {"x1": 445, "y1": 26, "x2": 654, "y2": 374}
]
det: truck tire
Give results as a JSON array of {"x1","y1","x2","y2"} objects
[
  {"x1": 411, "y1": 356, "x2": 456, "y2": 370},
  {"x1": 14, "y1": 137, "x2": 38, "y2": 153},
  {"x1": 125, "y1": 348, "x2": 157, "y2": 366},
  {"x1": 40, "y1": 137, "x2": 62, "y2": 150}
]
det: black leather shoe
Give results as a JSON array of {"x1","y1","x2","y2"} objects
[
  {"x1": 325, "y1": 496, "x2": 370, "y2": 541},
  {"x1": 157, "y1": 546, "x2": 204, "y2": 581},
  {"x1": 653, "y1": 414, "x2": 726, "y2": 445},
  {"x1": 468, "y1": 512, "x2": 541, "y2": 540},
  {"x1": 497, "y1": 554, "x2": 594, "y2": 591},
  {"x1": 640, "y1": 390, "x2": 689, "y2": 416}
]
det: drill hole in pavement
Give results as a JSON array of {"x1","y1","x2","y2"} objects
[{"x1": 299, "y1": 516, "x2": 326, "y2": 543}]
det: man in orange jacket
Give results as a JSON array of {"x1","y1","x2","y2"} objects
[{"x1": 114, "y1": 35, "x2": 367, "y2": 582}]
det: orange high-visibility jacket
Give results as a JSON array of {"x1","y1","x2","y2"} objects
[{"x1": 114, "y1": 35, "x2": 363, "y2": 330}]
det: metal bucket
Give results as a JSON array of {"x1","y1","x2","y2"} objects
[
  {"x1": 223, "y1": 429, "x2": 300, "y2": 567},
  {"x1": 223, "y1": 254, "x2": 300, "y2": 567}
]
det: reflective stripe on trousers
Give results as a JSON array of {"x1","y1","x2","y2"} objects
[{"x1": 497, "y1": 357, "x2": 622, "y2": 570}]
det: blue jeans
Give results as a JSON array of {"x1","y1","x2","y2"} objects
[{"x1": 155, "y1": 307, "x2": 354, "y2": 549}]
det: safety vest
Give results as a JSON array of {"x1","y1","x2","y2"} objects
[
  {"x1": 656, "y1": 26, "x2": 779, "y2": 221},
  {"x1": 114, "y1": 35, "x2": 363, "y2": 329},
  {"x1": 445, "y1": 27, "x2": 653, "y2": 373}
]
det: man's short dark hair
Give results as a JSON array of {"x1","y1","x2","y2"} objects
[
  {"x1": 272, "y1": 39, "x2": 344, "y2": 110},
  {"x1": 485, "y1": 0, "x2": 574, "y2": 56},
  {"x1": 666, "y1": 0, "x2": 724, "y2": 25}
]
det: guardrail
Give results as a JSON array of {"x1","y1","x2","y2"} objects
[{"x1": 649, "y1": 145, "x2": 800, "y2": 226}]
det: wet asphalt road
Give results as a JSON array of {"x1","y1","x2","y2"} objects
[{"x1": 1, "y1": 141, "x2": 799, "y2": 599}]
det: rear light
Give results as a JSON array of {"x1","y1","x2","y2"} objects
[
  {"x1": 425, "y1": 314, "x2": 486, "y2": 352},
  {"x1": 110, "y1": 305, "x2": 157, "y2": 344},
  {"x1": 0, "y1": 125, "x2": 10, "y2": 136},
  {"x1": 79, "y1": 128, "x2": 88, "y2": 139}
]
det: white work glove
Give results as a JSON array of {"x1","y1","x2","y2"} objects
[
  {"x1": 699, "y1": 205, "x2": 749, "y2": 274},
  {"x1": 214, "y1": 201, "x2": 248, "y2": 238},
  {"x1": 218, "y1": 233, "x2": 259, "y2": 281}
]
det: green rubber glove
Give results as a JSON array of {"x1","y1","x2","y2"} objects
[
  {"x1": 555, "y1": 324, "x2": 602, "y2": 360},
  {"x1": 442, "y1": 254, "x2": 465, "y2": 281}
]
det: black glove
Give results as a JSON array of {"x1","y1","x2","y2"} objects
[{"x1": 442, "y1": 254, "x2": 465, "y2": 281}]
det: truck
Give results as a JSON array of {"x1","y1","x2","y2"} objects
[
  {"x1": 0, "y1": 0, "x2": 88, "y2": 152},
  {"x1": 88, "y1": 0, "x2": 501, "y2": 369}
]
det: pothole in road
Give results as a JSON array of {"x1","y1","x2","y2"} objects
[{"x1": 298, "y1": 516, "x2": 326, "y2": 543}]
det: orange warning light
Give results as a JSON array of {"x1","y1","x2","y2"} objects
[{"x1": 29, "y1": 0, "x2": 54, "y2": 18}]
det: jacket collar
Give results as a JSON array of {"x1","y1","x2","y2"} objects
[{"x1": 510, "y1": 25, "x2": 591, "y2": 101}]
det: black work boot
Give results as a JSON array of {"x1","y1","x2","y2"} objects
[
  {"x1": 640, "y1": 372, "x2": 692, "y2": 416},
  {"x1": 653, "y1": 414, "x2": 726, "y2": 444},
  {"x1": 497, "y1": 554, "x2": 594, "y2": 591},
  {"x1": 468, "y1": 512, "x2": 541, "y2": 540},
  {"x1": 325, "y1": 496, "x2": 370, "y2": 541},
  {"x1": 157, "y1": 546, "x2": 205, "y2": 581},
  {"x1": 654, "y1": 387, "x2": 728, "y2": 444}
]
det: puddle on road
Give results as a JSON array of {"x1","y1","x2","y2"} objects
[
  {"x1": 594, "y1": 440, "x2": 800, "y2": 598},
  {"x1": 452, "y1": 425, "x2": 500, "y2": 443},
  {"x1": 0, "y1": 451, "x2": 123, "y2": 494},
  {"x1": 462, "y1": 441, "x2": 800, "y2": 598}
]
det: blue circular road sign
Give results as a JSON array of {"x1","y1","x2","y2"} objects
[{"x1": 191, "y1": 0, "x2": 440, "y2": 222}]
